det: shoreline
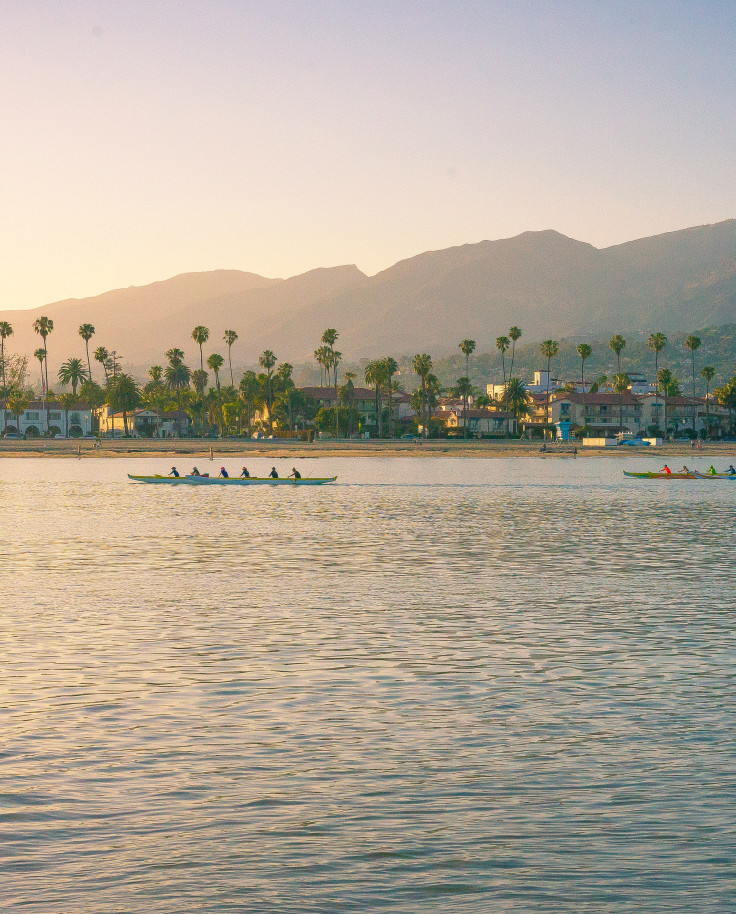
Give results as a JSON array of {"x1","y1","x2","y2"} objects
[{"x1": 0, "y1": 439, "x2": 734, "y2": 459}]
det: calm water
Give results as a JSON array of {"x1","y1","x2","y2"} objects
[{"x1": 1, "y1": 456, "x2": 734, "y2": 912}]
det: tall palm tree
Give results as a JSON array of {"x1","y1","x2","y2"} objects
[
  {"x1": 321, "y1": 329, "x2": 339, "y2": 385},
  {"x1": 657, "y1": 368, "x2": 673, "y2": 439},
  {"x1": 94, "y1": 346, "x2": 110, "y2": 382},
  {"x1": 647, "y1": 332, "x2": 667, "y2": 384},
  {"x1": 192, "y1": 368, "x2": 209, "y2": 435},
  {"x1": 459, "y1": 339, "x2": 476, "y2": 438},
  {"x1": 685, "y1": 334, "x2": 701, "y2": 435},
  {"x1": 613, "y1": 373, "x2": 630, "y2": 435},
  {"x1": 508, "y1": 327, "x2": 522, "y2": 381},
  {"x1": 259, "y1": 349, "x2": 277, "y2": 425},
  {"x1": 58, "y1": 357, "x2": 87, "y2": 397},
  {"x1": 239, "y1": 370, "x2": 259, "y2": 437},
  {"x1": 701, "y1": 365, "x2": 716, "y2": 439},
  {"x1": 107, "y1": 372, "x2": 141, "y2": 436},
  {"x1": 78, "y1": 324, "x2": 95, "y2": 381},
  {"x1": 576, "y1": 343, "x2": 592, "y2": 434},
  {"x1": 33, "y1": 348, "x2": 46, "y2": 392},
  {"x1": 33, "y1": 316, "x2": 53, "y2": 396},
  {"x1": 192, "y1": 326, "x2": 209, "y2": 372},
  {"x1": 609, "y1": 335, "x2": 626, "y2": 439},
  {"x1": 313, "y1": 345, "x2": 329, "y2": 386},
  {"x1": 207, "y1": 353, "x2": 225, "y2": 435},
  {"x1": 455, "y1": 376, "x2": 474, "y2": 438},
  {"x1": 412, "y1": 353, "x2": 433, "y2": 438},
  {"x1": 496, "y1": 336, "x2": 510, "y2": 386},
  {"x1": 223, "y1": 330, "x2": 238, "y2": 386},
  {"x1": 364, "y1": 360, "x2": 385, "y2": 438},
  {"x1": 164, "y1": 349, "x2": 191, "y2": 433},
  {"x1": 0, "y1": 321, "x2": 13, "y2": 395},
  {"x1": 540, "y1": 340, "x2": 559, "y2": 426},
  {"x1": 383, "y1": 357, "x2": 399, "y2": 438},
  {"x1": 502, "y1": 377, "x2": 529, "y2": 436}
]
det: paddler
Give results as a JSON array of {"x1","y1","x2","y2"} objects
[
  {"x1": 269, "y1": 466, "x2": 279, "y2": 478},
  {"x1": 191, "y1": 466, "x2": 201, "y2": 476},
  {"x1": 168, "y1": 466, "x2": 180, "y2": 477},
  {"x1": 708, "y1": 465, "x2": 717, "y2": 475},
  {"x1": 288, "y1": 467, "x2": 302, "y2": 480},
  {"x1": 661, "y1": 464, "x2": 672, "y2": 474},
  {"x1": 680, "y1": 465, "x2": 690, "y2": 475},
  {"x1": 240, "y1": 467, "x2": 250, "y2": 478},
  {"x1": 219, "y1": 466, "x2": 229, "y2": 478},
  {"x1": 727, "y1": 465, "x2": 736, "y2": 475}
]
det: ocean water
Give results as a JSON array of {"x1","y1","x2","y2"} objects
[{"x1": 1, "y1": 456, "x2": 734, "y2": 913}]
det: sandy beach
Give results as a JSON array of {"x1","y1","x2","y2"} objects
[{"x1": 0, "y1": 438, "x2": 734, "y2": 460}]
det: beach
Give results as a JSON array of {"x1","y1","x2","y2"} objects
[{"x1": 0, "y1": 437, "x2": 734, "y2": 459}]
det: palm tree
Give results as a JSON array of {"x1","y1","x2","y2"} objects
[
  {"x1": 207, "y1": 353, "x2": 225, "y2": 435},
  {"x1": 7, "y1": 388, "x2": 29, "y2": 437},
  {"x1": 502, "y1": 377, "x2": 529, "y2": 436},
  {"x1": 383, "y1": 357, "x2": 399, "y2": 438},
  {"x1": 164, "y1": 350, "x2": 191, "y2": 433},
  {"x1": 321, "y1": 328, "x2": 339, "y2": 384},
  {"x1": 259, "y1": 350, "x2": 277, "y2": 425},
  {"x1": 191, "y1": 368, "x2": 209, "y2": 435},
  {"x1": 613, "y1": 373, "x2": 630, "y2": 435},
  {"x1": 223, "y1": 330, "x2": 238, "y2": 386},
  {"x1": 540, "y1": 340, "x2": 558, "y2": 426},
  {"x1": 576, "y1": 343, "x2": 592, "y2": 434},
  {"x1": 459, "y1": 339, "x2": 476, "y2": 438},
  {"x1": 94, "y1": 346, "x2": 110, "y2": 382},
  {"x1": 455, "y1": 376, "x2": 474, "y2": 438},
  {"x1": 647, "y1": 332, "x2": 667, "y2": 383},
  {"x1": 701, "y1": 365, "x2": 716, "y2": 439},
  {"x1": 0, "y1": 321, "x2": 13, "y2": 395},
  {"x1": 313, "y1": 345, "x2": 330, "y2": 386},
  {"x1": 33, "y1": 316, "x2": 53, "y2": 396},
  {"x1": 33, "y1": 348, "x2": 46, "y2": 392},
  {"x1": 412, "y1": 353, "x2": 433, "y2": 438},
  {"x1": 78, "y1": 324, "x2": 95, "y2": 381},
  {"x1": 58, "y1": 357, "x2": 87, "y2": 397},
  {"x1": 685, "y1": 334, "x2": 701, "y2": 435},
  {"x1": 657, "y1": 368, "x2": 673, "y2": 439},
  {"x1": 508, "y1": 327, "x2": 522, "y2": 380},
  {"x1": 239, "y1": 370, "x2": 259, "y2": 437},
  {"x1": 364, "y1": 360, "x2": 385, "y2": 438},
  {"x1": 107, "y1": 372, "x2": 141, "y2": 436},
  {"x1": 191, "y1": 326, "x2": 209, "y2": 373},
  {"x1": 496, "y1": 336, "x2": 510, "y2": 386}
]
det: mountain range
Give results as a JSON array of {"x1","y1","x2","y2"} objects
[{"x1": 3, "y1": 220, "x2": 736, "y2": 379}]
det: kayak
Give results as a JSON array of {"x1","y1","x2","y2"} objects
[
  {"x1": 128, "y1": 474, "x2": 337, "y2": 485},
  {"x1": 623, "y1": 471, "x2": 697, "y2": 479}
]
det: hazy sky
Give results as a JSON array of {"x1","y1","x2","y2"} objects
[{"x1": 2, "y1": 0, "x2": 735, "y2": 309}]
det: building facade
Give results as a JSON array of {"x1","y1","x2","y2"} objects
[{"x1": 1, "y1": 401, "x2": 93, "y2": 437}]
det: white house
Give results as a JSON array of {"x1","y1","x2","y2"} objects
[{"x1": 1, "y1": 401, "x2": 93, "y2": 437}]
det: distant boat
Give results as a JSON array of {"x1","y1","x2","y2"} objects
[{"x1": 128, "y1": 474, "x2": 337, "y2": 486}]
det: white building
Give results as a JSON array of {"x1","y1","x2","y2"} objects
[{"x1": 1, "y1": 401, "x2": 93, "y2": 437}]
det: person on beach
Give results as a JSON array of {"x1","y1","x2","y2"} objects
[
  {"x1": 168, "y1": 466, "x2": 180, "y2": 477},
  {"x1": 661, "y1": 465, "x2": 671, "y2": 474},
  {"x1": 219, "y1": 466, "x2": 229, "y2": 478},
  {"x1": 288, "y1": 467, "x2": 301, "y2": 480},
  {"x1": 240, "y1": 467, "x2": 250, "y2": 478},
  {"x1": 269, "y1": 466, "x2": 279, "y2": 478}
]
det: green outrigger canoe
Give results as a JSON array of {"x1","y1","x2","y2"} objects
[{"x1": 128, "y1": 474, "x2": 337, "y2": 486}]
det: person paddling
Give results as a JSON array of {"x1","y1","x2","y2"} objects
[
  {"x1": 169, "y1": 466, "x2": 180, "y2": 478},
  {"x1": 661, "y1": 464, "x2": 672, "y2": 474},
  {"x1": 269, "y1": 466, "x2": 279, "y2": 479},
  {"x1": 727, "y1": 465, "x2": 736, "y2": 476},
  {"x1": 680, "y1": 465, "x2": 690, "y2": 475},
  {"x1": 191, "y1": 466, "x2": 201, "y2": 476},
  {"x1": 708, "y1": 465, "x2": 716, "y2": 475},
  {"x1": 240, "y1": 467, "x2": 250, "y2": 478},
  {"x1": 219, "y1": 466, "x2": 229, "y2": 478},
  {"x1": 288, "y1": 467, "x2": 302, "y2": 480}
]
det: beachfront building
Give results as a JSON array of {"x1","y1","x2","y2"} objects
[
  {"x1": 95, "y1": 406, "x2": 192, "y2": 437},
  {"x1": 549, "y1": 391, "x2": 729, "y2": 437},
  {"x1": 1, "y1": 400, "x2": 93, "y2": 437},
  {"x1": 299, "y1": 386, "x2": 414, "y2": 435},
  {"x1": 439, "y1": 408, "x2": 516, "y2": 437}
]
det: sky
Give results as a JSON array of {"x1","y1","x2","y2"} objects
[{"x1": 1, "y1": 0, "x2": 735, "y2": 310}]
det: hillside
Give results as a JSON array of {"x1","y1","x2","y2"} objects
[{"x1": 2, "y1": 220, "x2": 736, "y2": 383}]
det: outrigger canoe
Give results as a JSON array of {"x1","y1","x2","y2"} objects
[
  {"x1": 623, "y1": 471, "x2": 697, "y2": 479},
  {"x1": 128, "y1": 474, "x2": 337, "y2": 486}
]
